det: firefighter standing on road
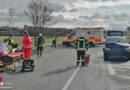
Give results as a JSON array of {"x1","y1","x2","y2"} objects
[
  {"x1": 51, "y1": 35, "x2": 57, "y2": 48},
  {"x1": 8, "y1": 33, "x2": 15, "y2": 52},
  {"x1": 37, "y1": 33, "x2": 45, "y2": 56},
  {"x1": 75, "y1": 33, "x2": 88, "y2": 66},
  {"x1": 22, "y1": 31, "x2": 33, "y2": 60}
]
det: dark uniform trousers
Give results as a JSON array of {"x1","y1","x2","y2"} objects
[
  {"x1": 37, "y1": 47, "x2": 43, "y2": 55},
  {"x1": 77, "y1": 51, "x2": 85, "y2": 61},
  {"x1": 52, "y1": 40, "x2": 56, "y2": 48},
  {"x1": 37, "y1": 37, "x2": 44, "y2": 56}
]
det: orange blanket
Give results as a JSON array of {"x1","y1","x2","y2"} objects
[{"x1": 8, "y1": 52, "x2": 24, "y2": 58}]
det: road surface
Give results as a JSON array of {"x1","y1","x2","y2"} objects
[{"x1": 1, "y1": 45, "x2": 130, "y2": 90}]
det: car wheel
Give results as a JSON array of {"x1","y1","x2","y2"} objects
[
  {"x1": 104, "y1": 53, "x2": 109, "y2": 61},
  {"x1": 89, "y1": 42, "x2": 95, "y2": 47}
]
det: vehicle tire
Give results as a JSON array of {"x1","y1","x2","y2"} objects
[
  {"x1": 127, "y1": 54, "x2": 130, "y2": 61},
  {"x1": 66, "y1": 43, "x2": 71, "y2": 47},
  {"x1": 126, "y1": 56, "x2": 130, "y2": 61},
  {"x1": 104, "y1": 53, "x2": 108, "y2": 61},
  {"x1": 89, "y1": 42, "x2": 95, "y2": 47}
]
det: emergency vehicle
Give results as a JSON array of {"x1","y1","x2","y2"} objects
[{"x1": 62, "y1": 27, "x2": 105, "y2": 47}]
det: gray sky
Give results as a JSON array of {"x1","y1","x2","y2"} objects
[{"x1": 0, "y1": 0, "x2": 130, "y2": 30}]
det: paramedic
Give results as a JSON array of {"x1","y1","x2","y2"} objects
[{"x1": 22, "y1": 31, "x2": 33, "y2": 60}]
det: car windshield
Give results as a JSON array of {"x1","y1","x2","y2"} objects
[{"x1": 106, "y1": 37, "x2": 127, "y2": 44}]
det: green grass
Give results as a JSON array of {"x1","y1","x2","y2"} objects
[
  {"x1": 0, "y1": 36, "x2": 66, "y2": 47},
  {"x1": 44, "y1": 36, "x2": 66, "y2": 45},
  {"x1": 0, "y1": 36, "x2": 24, "y2": 46}
]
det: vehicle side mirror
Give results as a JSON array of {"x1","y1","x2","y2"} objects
[{"x1": 129, "y1": 42, "x2": 130, "y2": 44}]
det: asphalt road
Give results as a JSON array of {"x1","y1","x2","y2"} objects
[{"x1": 1, "y1": 45, "x2": 130, "y2": 90}]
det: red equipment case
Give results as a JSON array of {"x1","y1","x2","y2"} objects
[{"x1": 84, "y1": 54, "x2": 90, "y2": 65}]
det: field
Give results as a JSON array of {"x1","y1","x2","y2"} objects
[{"x1": 0, "y1": 36, "x2": 66, "y2": 47}]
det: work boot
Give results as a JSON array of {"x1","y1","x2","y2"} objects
[
  {"x1": 77, "y1": 62, "x2": 79, "y2": 66},
  {"x1": 40, "y1": 54, "x2": 42, "y2": 57},
  {"x1": 81, "y1": 62, "x2": 85, "y2": 66}
]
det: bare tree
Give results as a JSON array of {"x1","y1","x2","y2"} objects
[
  {"x1": 7, "y1": 8, "x2": 15, "y2": 30},
  {"x1": 25, "y1": 0, "x2": 54, "y2": 46},
  {"x1": 38, "y1": 0, "x2": 53, "y2": 33}
]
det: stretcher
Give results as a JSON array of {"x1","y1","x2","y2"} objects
[{"x1": 0, "y1": 52, "x2": 24, "y2": 72}]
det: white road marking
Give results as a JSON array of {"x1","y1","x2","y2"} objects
[
  {"x1": 62, "y1": 66, "x2": 80, "y2": 90},
  {"x1": 108, "y1": 63, "x2": 116, "y2": 75},
  {"x1": 0, "y1": 87, "x2": 12, "y2": 89},
  {"x1": 118, "y1": 75, "x2": 130, "y2": 80},
  {"x1": 128, "y1": 61, "x2": 130, "y2": 66}
]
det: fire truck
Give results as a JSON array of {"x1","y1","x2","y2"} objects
[{"x1": 62, "y1": 27, "x2": 105, "y2": 47}]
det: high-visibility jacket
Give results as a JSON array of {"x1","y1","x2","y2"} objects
[
  {"x1": 22, "y1": 34, "x2": 33, "y2": 49},
  {"x1": 8, "y1": 37, "x2": 14, "y2": 52},
  {"x1": 76, "y1": 37, "x2": 87, "y2": 51},
  {"x1": 52, "y1": 37, "x2": 56, "y2": 41}
]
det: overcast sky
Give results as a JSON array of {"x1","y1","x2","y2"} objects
[{"x1": 0, "y1": 0, "x2": 130, "y2": 30}]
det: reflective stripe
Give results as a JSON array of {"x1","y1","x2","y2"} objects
[
  {"x1": 24, "y1": 69, "x2": 32, "y2": 71},
  {"x1": 77, "y1": 39, "x2": 86, "y2": 51},
  {"x1": 38, "y1": 45, "x2": 43, "y2": 47},
  {"x1": 8, "y1": 37, "x2": 14, "y2": 44},
  {"x1": 25, "y1": 45, "x2": 32, "y2": 47},
  {"x1": 81, "y1": 60, "x2": 84, "y2": 62},
  {"x1": 52, "y1": 37, "x2": 56, "y2": 40},
  {"x1": 77, "y1": 60, "x2": 80, "y2": 62},
  {"x1": 8, "y1": 37, "x2": 14, "y2": 52},
  {"x1": 24, "y1": 45, "x2": 32, "y2": 48}
]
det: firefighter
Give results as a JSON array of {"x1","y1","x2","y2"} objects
[
  {"x1": 22, "y1": 31, "x2": 33, "y2": 60},
  {"x1": 8, "y1": 33, "x2": 15, "y2": 52},
  {"x1": 75, "y1": 33, "x2": 88, "y2": 66},
  {"x1": 37, "y1": 33, "x2": 45, "y2": 56},
  {"x1": 51, "y1": 35, "x2": 57, "y2": 48}
]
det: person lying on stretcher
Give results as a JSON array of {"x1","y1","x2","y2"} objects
[{"x1": 0, "y1": 39, "x2": 11, "y2": 63}]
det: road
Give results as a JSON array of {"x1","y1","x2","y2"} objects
[{"x1": 1, "y1": 45, "x2": 130, "y2": 90}]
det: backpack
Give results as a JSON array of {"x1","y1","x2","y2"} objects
[{"x1": 21, "y1": 59, "x2": 34, "y2": 72}]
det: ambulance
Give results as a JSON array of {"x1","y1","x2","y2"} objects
[{"x1": 62, "y1": 27, "x2": 105, "y2": 47}]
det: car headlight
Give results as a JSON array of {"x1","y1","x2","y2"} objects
[{"x1": 125, "y1": 47, "x2": 130, "y2": 51}]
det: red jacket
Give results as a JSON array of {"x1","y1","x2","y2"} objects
[{"x1": 22, "y1": 33, "x2": 33, "y2": 49}]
